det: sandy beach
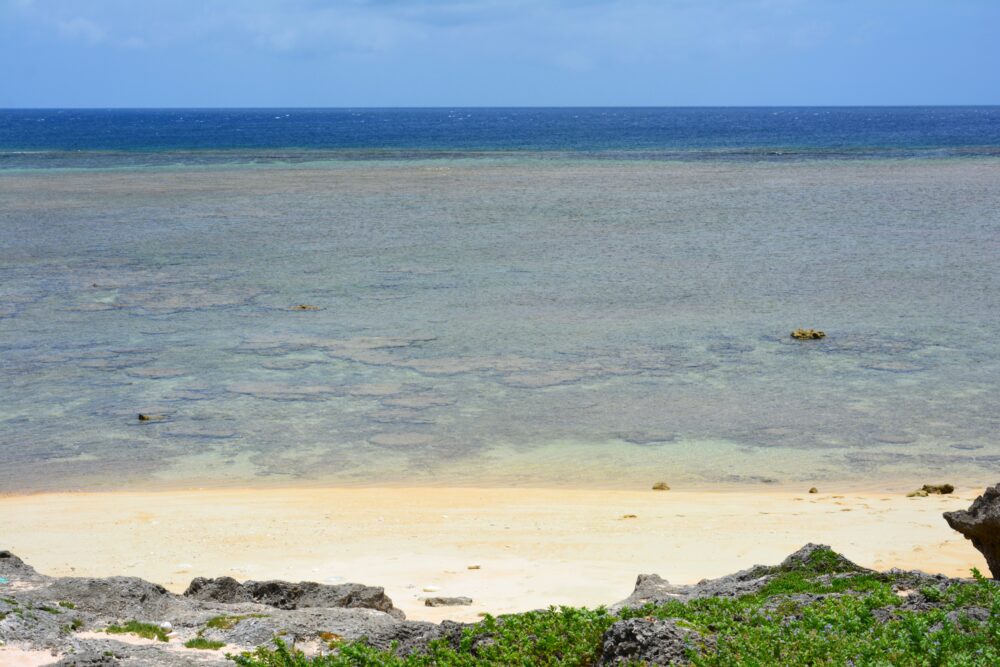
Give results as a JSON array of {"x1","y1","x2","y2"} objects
[{"x1": 0, "y1": 486, "x2": 986, "y2": 624}]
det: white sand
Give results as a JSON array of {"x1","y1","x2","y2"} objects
[{"x1": 0, "y1": 487, "x2": 986, "y2": 623}]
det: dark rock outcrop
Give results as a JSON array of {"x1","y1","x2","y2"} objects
[
  {"x1": 598, "y1": 618, "x2": 708, "y2": 666},
  {"x1": 41, "y1": 577, "x2": 178, "y2": 619},
  {"x1": 184, "y1": 577, "x2": 402, "y2": 618},
  {"x1": 944, "y1": 483, "x2": 1000, "y2": 578}
]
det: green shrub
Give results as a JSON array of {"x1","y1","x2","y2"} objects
[{"x1": 229, "y1": 569, "x2": 1000, "y2": 667}]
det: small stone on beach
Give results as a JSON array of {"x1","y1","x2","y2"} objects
[
  {"x1": 809, "y1": 487, "x2": 818, "y2": 494},
  {"x1": 908, "y1": 484, "x2": 955, "y2": 498},
  {"x1": 621, "y1": 514, "x2": 638, "y2": 520},
  {"x1": 424, "y1": 596, "x2": 473, "y2": 607},
  {"x1": 652, "y1": 482, "x2": 670, "y2": 491},
  {"x1": 467, "y1": 565, "x2": 481, "y2": 570}
]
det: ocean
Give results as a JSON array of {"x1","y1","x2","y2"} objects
[{"x1": 1, "y1": 108, "x2": 998, "y2": 491}]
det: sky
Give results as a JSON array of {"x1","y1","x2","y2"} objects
[{"x1": 1, "y1": 0, "x2": 998, "y2": 107}]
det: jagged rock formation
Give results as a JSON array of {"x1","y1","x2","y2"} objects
[
  {"x1": 944, "y1": 483, "x2": 1000, "y2": 578},
  {"x1": 0, "y1": 549, "x2": 414, "y2": 666},
  {"x1": 598, "y1": 618, "x2": 709, "y2": 666},
  {"x1": 613, "y1": 543, "x2": 867, "y2": 610},
  {"x1": 184, "y1": 576, "x2": 401, "y2": 617}
]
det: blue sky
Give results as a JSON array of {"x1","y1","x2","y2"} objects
[{"x1": 2, "y1": 0, "x2": 998, "y2": 107}]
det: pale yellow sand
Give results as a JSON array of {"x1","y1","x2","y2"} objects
[
  {"x1": 0, "y1": 648, "x2": 59, "y2": 667},
  {"x1": 0, "y1": 487, "x2": 987, "y2": 623}
]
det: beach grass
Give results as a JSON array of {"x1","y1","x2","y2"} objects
[
  {"x1": 105, "y1": 620, "x2": 170, "y2": 642},
  {"x1": 205, "y1": 613, "x2": 269, "y2": 630},
  {"x1": 185, "y1": 637, "x2": 227, "y2": 650}
]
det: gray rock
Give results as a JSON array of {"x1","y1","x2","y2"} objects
[
  {"x1": 943, "y1": 483, "x2": 1000, "y2": 578},
  {"x1": 38, "y1": 577, "x2": 182, "y2": 620},
  {"x1": 0, "y1": 598, "x2": 68, "y2": 649},
  {"x1": 598, "y1": 618, "x2": 707, "y2": 666},
  {"x1": 185, "y1": 577, "x2": 402, "y2": 618},
  {"x1": 424, "y1": 597, "x2": 473, "y2": 607},
  {"x1": 0, "y1": 550, "x2": 38, "y2": 577},
  {"x1": 387, "y1": 619, "x2": 503, "y2": 659},
  {"x1": 183, "y1": 576, "x2": 246, "y2": 603},
  {"x1": 612, "y1": 574, "x2": 688, "y2": 610},
  {"x1": 49, "y1": 650, "x2": 123, "y2": 666},
  {"x1": 386, "y1": 619, "x2": 470, "y2": 656},
  {"x1": 198, "y1": 607, "x2": 417, "y2": 649},
  {"x1": 945, "y1": 606, "x2": 990, "y2": 626},
  {"x1": 613, "y1": 544, "x2": 868, "y2": 610}
]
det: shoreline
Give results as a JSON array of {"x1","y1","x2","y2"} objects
[{"x1": 0, "y1": 486, "x2": 987, "y2": 624}]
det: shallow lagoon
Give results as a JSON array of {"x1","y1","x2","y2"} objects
[{"x1": 1, "y1": 158, "x2": 998, "y2": 491}]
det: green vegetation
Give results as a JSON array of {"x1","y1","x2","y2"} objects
[
  {"x1": 230, "y1": 549, "x2": 1000, "y2": 667},
  {"x1": 185, "y1": 637, "x2": 227, "y2": 650},
  {"x1": 57, "y1": 600, "x2": 76, "y2": 609},
  {"x1": 105, "y1": 620, "x2": 170, "y2": 642},
  {"x1": 63, "y1": 617, "x2": 84, "y2": 632},
  {"x1": 205, "y1": 613, "x2": 269, "y2": 630}
]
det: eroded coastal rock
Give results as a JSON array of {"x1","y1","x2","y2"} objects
[
  {"x1": 612, "y1": 543, "x2": 868, "y2": 609},
  {"x1": 0, "y1": 550, "x2": 413, "y2": 665},
  {"x1": 944, "y1": 483, "x2": 1000, "y2": 578},
  {"x1": 184, "y1": 577, "x2": 401, "y2": 617},
  {"x1": 1, "y1": 542, "x2": 995, "y2": 665},
  {"x1": 598, "y1": 617, "x2": 709, "y2": 666}
]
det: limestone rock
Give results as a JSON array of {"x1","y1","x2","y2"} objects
[
  {"x1": 184, "y1": 577, "x2": 402, "y2": 618},
  {"x1": 613, "y1": 544, "x2": 867, "y2": 610},
  {"x1": 943, "y1": 484, "x2": 1000, "y2": 578},
  {"x1": 50, "y1": 651, "x2": 123, "y2": 666},
  {"x1": 599, "y1": 617, "x2": 707, "y2": 666},
  {"x1": 791, "y1": 328, "x2": 826, "y2": 340}
]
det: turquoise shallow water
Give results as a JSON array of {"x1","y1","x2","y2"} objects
[{"x1": 1, "y1": 157, "x2": 999, "y2": 491}]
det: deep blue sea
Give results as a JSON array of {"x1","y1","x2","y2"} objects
[
  {"x1": 1, "y1": 108, "x2": 999, "y2": 492},
  {"x1": 1, "y1": 107, "x2": 999, "y2": 169}
]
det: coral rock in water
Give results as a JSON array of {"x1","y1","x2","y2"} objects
[{"x1": 791, "y1": 328, "x2": 826, "y2": 340}]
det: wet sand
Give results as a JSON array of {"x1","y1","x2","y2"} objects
[{"x1": 0, "y1": 486, "x2": 986, "y2": 623}]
